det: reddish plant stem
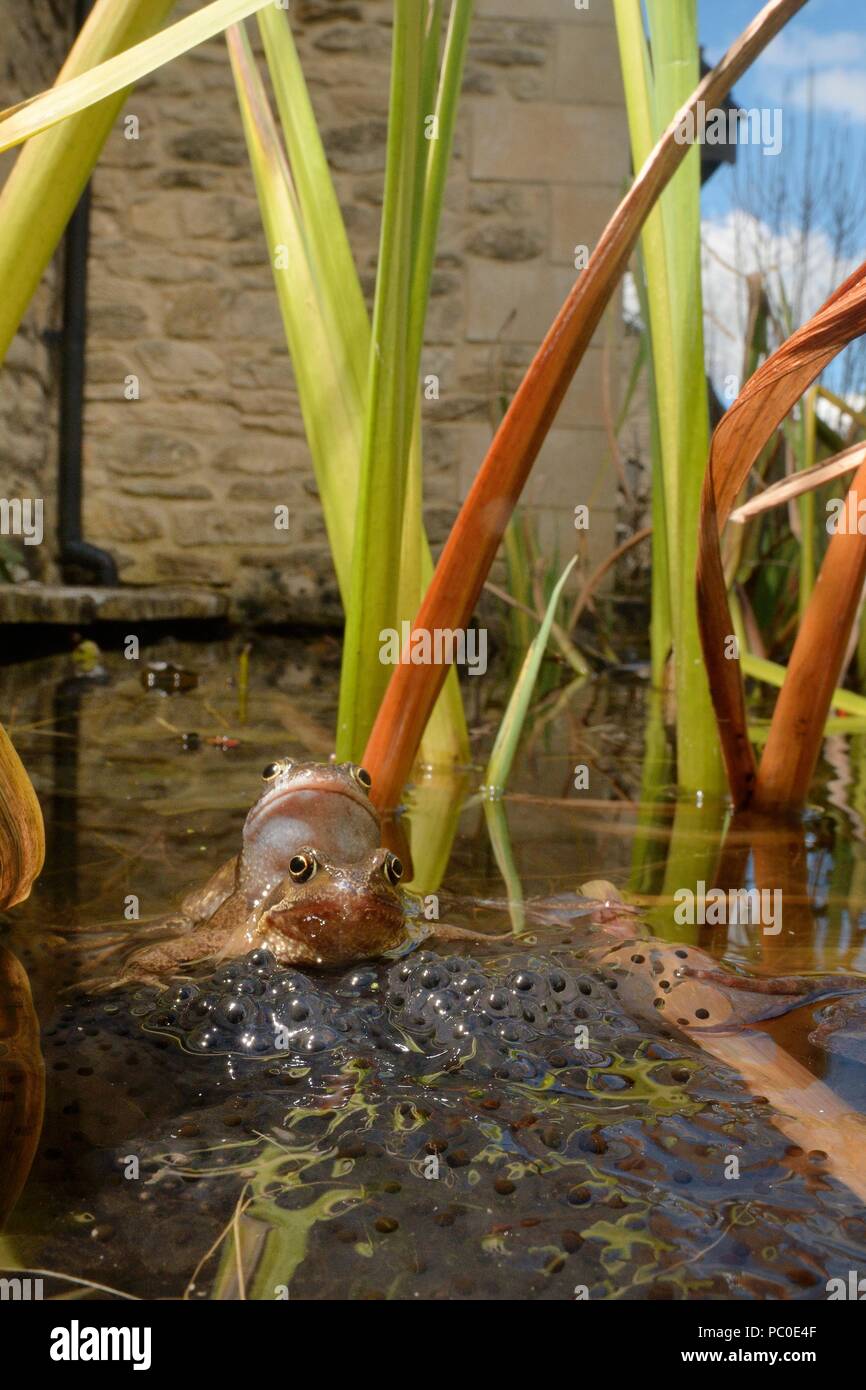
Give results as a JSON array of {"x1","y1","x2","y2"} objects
[{"x1": 364, "y1": 0, "x2": 808, "y2": 808}]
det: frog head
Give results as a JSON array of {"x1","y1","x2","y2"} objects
[
  {"x1": 238, "y1": 760, "x2": 380, "y2": 902},
  {"x1": 253, "y1": 845, "x2": 407, "y2": 967}
]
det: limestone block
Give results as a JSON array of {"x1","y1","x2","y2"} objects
[
  {"x1": 471, "y1": 102, "x2": 627, "y2": 184},
  {"x1": 171, "y1": 507, "x2": 293, "y2": 547},
  {"x1": 96, "y1": 429, "x2": 202, "y2": 476},
  {"x1": 466, "y1": 262, "x2": 577, "y2": 341},
  {"x1": 550, "y1": 183, "x2": 616, "y2": 264},
  {"x1": 470, "y1": 45, "x2": 547, "y2": 68},
  {"x1": 169, "y1": 127, "x2": 248, "y2": 166},
  {"x1": 136, "y1": 339, "x2": 224, "y2": 382},
  {"x1": 164, "y1": 284, "x2": 231, "y2": 339},
  {"x1": 120, "y1": 479, "x2": 214, "y2": 501},
  {"x1": 466, "y1": 222, "x2": 545, "y2": 261},
  {"x1": 476, "y1": 0, "x2": 612, "y2": 21},
  {"x1": 87, "y1": 500, "x2": 165, "y2": 542},
  {"x1": 313, "y1": 23, "x2": 389, "y2": 55},
  {"x1": 323, "y1": 119, "x2": 389, "y2": 173},
  {"x1": 554, "y1": 19, "x2": 624, "y2": 105}
]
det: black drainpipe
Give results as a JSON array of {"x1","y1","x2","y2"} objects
[{"x1": 57, "y1": 0, "x2": 118, "y2": 586}]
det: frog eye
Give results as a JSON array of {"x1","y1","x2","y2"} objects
[
  {"x1": 383, "y1": 852, "x2": 403, "y2": 885},
  {"x1": 262, "y1": 759, "x2": 293, "y2": 781},
  {"x1": 288, "y1": 851, "x2": 318, "y2": 884},
  {"x1": 352, "y1": 765, "x2": 373, "y2": 792}
]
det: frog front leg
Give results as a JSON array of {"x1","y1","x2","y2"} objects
[
  {"x1": 180, "y1": 854, "x2": 239, "y2": 921},
  {"x1": 120, "y1": 918, "x2": 239, "y2": 986}
]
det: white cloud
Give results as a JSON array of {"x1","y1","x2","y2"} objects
[
  {"x1": 747, "y1": 27, "x2": 866, "y2": 122},
  {"x1": 622, "y1": 271, "x2": 640, "y2": 328},
  {"x1": 817, "y1": 391, "x2": 866, "y2": 434},
  {"x1": 786, "y1": 69, "x2": 866, "y2": 122},
  {"x1": 700, "y1": 210, "x2": 863, "y2": 395},
  {"x1": 760, "y1": 28, "x2": 866, "y2": 71}
]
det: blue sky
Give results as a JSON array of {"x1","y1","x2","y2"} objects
[
  {"x1": 689, "y1": 1, "x2": 866, "y2": 395},
  {"x1": 698, "y1": 0, "x2": 866, "y2": 221}
]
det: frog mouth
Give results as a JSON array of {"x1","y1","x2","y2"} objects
[{"x1": 267, "y1": 889, "x2": 403, "y2": 935}]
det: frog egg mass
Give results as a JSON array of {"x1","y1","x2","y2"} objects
[{"x1": 130, "y1": 947, "x2": 638, "y2": 1082}]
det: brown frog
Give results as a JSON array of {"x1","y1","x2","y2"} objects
[
  {"x1": 107, "y1": 772, "x2": 863, "y2": 1034},
  {"x1": 122, "y1": 842, "x2": 518, "y2": 982},
  {"x1": 182, "y1": 757, "x2": 381, "y2": 924},
  {"x1": 99, "y1": 759, "x2": 384, "y2": 984},
  {"x1": 122, "y1": 846, "x2": 410, "y2": 979},
  {"x1": 214, "y1": 846, "x2": 407, "y2": 969}
]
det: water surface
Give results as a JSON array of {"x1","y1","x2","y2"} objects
[{"x1": 3, "y1": 636, "x2": 866, "y2": 1300}]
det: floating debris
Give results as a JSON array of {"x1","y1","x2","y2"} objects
[
  {"x1": 71, "y1": 638, "x2": 106, "y2": 678},
  {"x1": 141, "y1": 661, "x2": 198, "y2": 694}
]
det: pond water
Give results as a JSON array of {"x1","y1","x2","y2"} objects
[{"x1": 3, "y1": 634, "x2": 866, "y2": 1301}]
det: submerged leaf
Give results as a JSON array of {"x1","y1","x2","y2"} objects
[
  {"x1": 581, "y1": 880, "x2": 626, "y2": 904},
  {"x1": 0, "y1": 945, "x2": 44, "y2": 1223}
]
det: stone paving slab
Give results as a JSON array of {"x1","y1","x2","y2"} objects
[{"x1": 0, "y1": 585, "x2": 228, "y2": 624}]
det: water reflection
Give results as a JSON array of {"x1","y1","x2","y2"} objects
[{"x1": 2, "y1": 639, "x2": 866, "y2": 1297}]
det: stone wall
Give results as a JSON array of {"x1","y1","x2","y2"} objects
[
  {"x1": 0, "y1": 0, "x2": 74, "y2": 582},
  {"x1": 6, "y1": 0, "x2": 629, "y2": 621}
]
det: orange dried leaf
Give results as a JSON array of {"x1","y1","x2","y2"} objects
[
  {"x1": 697, "y1": 261, "x2": 866, "y2": 807},
  {"x1": 0, "y1": 724, "x2": 44, "y2": 910},
  {"x1": 756, "y1": 455, "x2": 866, "y2": 808},
  {"x1": 729, "y1": 440, "x2": 866, "y2": 523},
  {"x1": 364, "y1": 0, "x2": 808, "y2": 810}
]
